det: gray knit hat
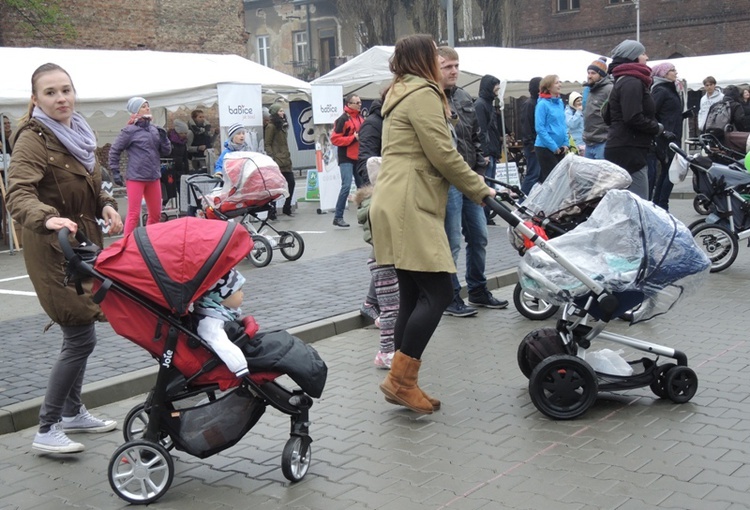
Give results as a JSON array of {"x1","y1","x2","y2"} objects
[
  {"x1": 226, "y1": 123, "x2": 246, "y2": 140},
  {"x1": 127, "y1": 97, "x2": 147, "y2": 114},
  {"x1": 611, "y1": 39, "x2": 646, "y2": 62}
]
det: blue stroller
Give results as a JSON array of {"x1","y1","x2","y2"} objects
[{"x1": 486, "y1": 189, "x2": 710, "y2": 419}]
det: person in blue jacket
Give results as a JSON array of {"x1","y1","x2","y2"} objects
[
  {"x1": 214, "y1": 123, "x2": 248, "y2": 177},
  {"x1": 534, "y1": 75, "x2": 569, "y2": 183}
]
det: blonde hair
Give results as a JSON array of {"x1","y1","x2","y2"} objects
[{"x1": 539, "y1": 75, "x2": 559, "y2": 95}]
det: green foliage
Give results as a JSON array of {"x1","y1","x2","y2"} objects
[{"x1": 1, "y1": 0, "x2": 77, "y2": 41}]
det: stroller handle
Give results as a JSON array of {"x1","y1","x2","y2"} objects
[
  {"x1": 483, "y1": 195, "x2": 521, "y2": 228},
  {"x1": 669, "y1": 142, "x2": 688, "y2": 160},
  {"x1": 484, "y1": 176, "x2": 524, "y2": 198},
  {"x1": 186, "y1": 173, "x2": 223, "y2": 185},
  {"x1": 58, "y1": 227, "x2": 99, "y2": 278}
]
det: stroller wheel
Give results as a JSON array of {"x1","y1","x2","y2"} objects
[
  {"x1": 665, "y1": 366, "x2": 698, "y2": 404},
  {"x1": 278, "y1": 231, "x2": 305, "y2": 261},
  {"x1": 693, "y1": 194, "x2": 711, "y2": 215},
  {"x1": 692, "y1": 222, "x2": 738, "y2": 272},
  {"x1": 529, "y1": 354, "x2": 598, "y2": 420},
  {"x1": 108, "y1": 440, "x2": 174, "y2": 505},
  {"x1": 281, "y1": 435, "x2": 312, "y2": 482},
  {"x1": 248, "y1": 235, "x2": 273, "y2": 267},
  {"x1": 649, "y1": 363, "x2": 676, "y2": 399},
  {"x1": 513, "y1": 283, "x2": 559, "y2": 320},
  {"x1": 123, "y1": 403, "x2": 174, "y2": 450}
]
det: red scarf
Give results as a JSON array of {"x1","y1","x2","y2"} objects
[{"x1": 612, "y1": 63, "x2": 653, "y2": 87}]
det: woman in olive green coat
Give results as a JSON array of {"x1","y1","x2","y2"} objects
[
  {"x1": 7, "y1": 63, "x2": 122, "y2": 454},
  {"x1": 264, "y1": 104, "x2": 295, "y2": 216},
  {"x1": 371, "y1": 34, "x2": 495, "y2": 414}
]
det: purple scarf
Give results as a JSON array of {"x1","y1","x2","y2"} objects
[{"x1": 33, "y1": 106, "x2": 97, "y2": 173}]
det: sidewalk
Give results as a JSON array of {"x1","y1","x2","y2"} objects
[{"x1": 1, "y1": 199, "x2": 750, "y2": 508}]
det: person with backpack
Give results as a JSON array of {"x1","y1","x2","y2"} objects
[
  {"x1": 698, "y1": 76, "x2": 723, "y2": 133},
  {"x1": 703, "y1": 85, "x2": 745, "y2": 139}
]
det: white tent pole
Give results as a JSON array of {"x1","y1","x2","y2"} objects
[{"x1": 0, "y1": 112, "x2": 14, "y2": 254}]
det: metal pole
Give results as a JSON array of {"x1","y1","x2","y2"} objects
[
  {"x1": 306, "y1": 3, "x2": 313, "y2": 72},
  {"x1": 635, "y1": 0, "x2": 640, "y2": 42},
  {"x1": 447, "y1": 0, "x2": 455, "y2": 47}
]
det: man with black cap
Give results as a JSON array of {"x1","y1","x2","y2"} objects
[
  {"x1": 604, "y1": 39, "x2": 669, "y2": 199},
  {"x1": 583, "y1": 57, "x2": 613, "y2": 160}
]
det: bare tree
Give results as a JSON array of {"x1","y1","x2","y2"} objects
[
  {"x1": 335, "y1": 0, "x2": 399, "y2": 49},
  {"x1": 0, "y1": 0, "x2": 76, "y2": 44},
  {"x1": 476, "y1": 0, "x2": 517, "y2": 46}
]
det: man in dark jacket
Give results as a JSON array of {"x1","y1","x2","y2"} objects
[
  {"x1": 519, "y1": 77, "x2": 542, "y2": 195},
  {"x1": 438, "y1": 47, "x2": 508, "y2": 317},
  {"x1": 355, "y1": 98, "x2": 383, "y2": 185},
  {"x1": 474, "y1": 74, "x2": 502, "y2": 184}
]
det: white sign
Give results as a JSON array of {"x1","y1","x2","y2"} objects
[
  {"x1": 217, "y1": 83, "x2": 263, "y2": 127},
  {"x1": 495, "y1": 161, "x2": 520, "y2": 188},
  {"x1": 311, "y1": 84, "x2": 343, "y2": 125}
]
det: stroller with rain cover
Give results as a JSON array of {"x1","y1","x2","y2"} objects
[
  {"x1": 59, "y1": 218, "x2": 326, "y2": 504},
  {"x1": 187, "y1": 151, "x2": 305, "y2": 268},
  {"x1": 501, "y1": 155, "x2": 632, "y2": 320},
  {"x1": 670, "y1": 142, "x2": 750, "y2": 272},
  {"x1": 486, "y1": 189, "x2": 710, "y2": 419},
  {"x1": 690, "y1": 133, "x2": 749, "y2": 215}
]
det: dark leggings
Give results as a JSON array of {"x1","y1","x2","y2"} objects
[
  {"x1": 282, "y1": 171, "x2": 295, "y2": 213},
  {"x1": 535, "y1": 146, "x2": 565, "y2": 184},
  {"x1": 394, "y1": 269, "x2": 453, "y2": 360}
]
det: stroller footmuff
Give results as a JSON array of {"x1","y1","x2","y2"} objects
[{"x1": 59, "y1": 217, "x2": 325, "y2": 505}]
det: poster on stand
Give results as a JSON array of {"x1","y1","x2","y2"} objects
[
  {"x1": 311, "y1": 85, "x2": 343, "y2": 125},
  {"x1": 217, "y1": 83, "x2": 263, "y2": 145},
  {"x1": 494, "y1": 162, "x2": 520, "y2": 188}
]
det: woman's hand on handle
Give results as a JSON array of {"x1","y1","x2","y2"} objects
[
  {"x1": 45, "y1": 217, "x2": 78, "y2": 234},
  {"x1": 102, "y1": 205, "x2": 123, "y2": 235}
]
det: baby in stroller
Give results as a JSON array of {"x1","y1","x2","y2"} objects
[{"x1": 193, "y1": 268, "x2": 250, "y2": 378}]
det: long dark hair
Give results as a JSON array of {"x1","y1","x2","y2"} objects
[{"x1": 387, "y1": 34, "x2": 448, "y2": 112}]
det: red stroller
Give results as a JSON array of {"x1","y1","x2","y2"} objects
[
  {"x1": 59, "y1": 218, "x2": 325, "y2": 504},
  {"x1": 187, "y1": 151, "x2": 305, "y2": 268}
]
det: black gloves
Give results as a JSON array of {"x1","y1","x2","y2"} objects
[
  {"x1": 114, "y1": 177, "x2": 124, "y2": 187},
  {"x1": 157, "y1": 126, "x2": 168, "y2": 140},
  {"x1": 661, "y1": 130, "x2": 677, "y2": 142}
]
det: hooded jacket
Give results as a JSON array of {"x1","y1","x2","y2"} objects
[
  {"x1": 264, "y1": 114, "x2": 292, "y2": 171},
  {"x1": 355, "y1": 99, "x2": 383, "y2": 182},
  {"x1": 108, "y1": 119, "x2": 172, "y2": 182},
  {"x1": 369, "y1": 74, "x2": 488, "y2": 272},
  {"x1": 445, "y1": 85, "x2": 486, "y2": 173},
  {"x1": 474, "y1": 75, "x2": 502, "y2": 158},
  {"x1": 7, "y1": 119, "x2": 117, "y2": 326},
  {"x1": 520, "y1": 77, "x2": 541, "y2": 146},
  {"x1": 651, "y1": 77, "x2": 684, "y2": 161}
]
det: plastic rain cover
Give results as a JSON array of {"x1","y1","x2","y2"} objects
[
  {"x1": 205, "y1": 151, "x2": 289, "y2": 212},
  {"x1": 518, "y1": 189, "x2": 711, "y2": 323}
]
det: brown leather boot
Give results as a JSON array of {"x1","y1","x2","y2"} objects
[
  {"x1": 385, "y1": 389, "x2": 441, "y2": 410},
  {"x1": 379, "y1": 351, "x2": 433, "y2": 414}
]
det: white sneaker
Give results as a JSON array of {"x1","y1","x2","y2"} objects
[
  {"x1": 374, "y1": 351, "x2": 394, "y2": 369},
  {"x1": 61, "y1": 405, "x2": 117, "y2": 433},
  {"x1": 32, "y1": 423, "x2": 85, "y2": 454}
]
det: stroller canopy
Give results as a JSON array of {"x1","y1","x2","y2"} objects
[
  {"x1": 95, "y1": 217, "x2": 252, "y2": 315},
  {"x1": 522, "y1": 154, "x2": 632, "y2": 219}
]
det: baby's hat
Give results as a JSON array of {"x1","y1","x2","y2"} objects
[{"x1": 204, "y1": 268, "x2": 245, "y2": 303}]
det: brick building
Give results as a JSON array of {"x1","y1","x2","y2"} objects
[{"x1": 0, "y1": 0, "x2": 247, "y2": 55}]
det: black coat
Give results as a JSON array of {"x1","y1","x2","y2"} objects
[
  {"x1": 651, "y1": 79, "x2": 683, "y2": 162},
  {"x1": 446, "y1": 85, "x2": 485, "y2": 173},
  {"x1": 474, "y1": 75, "x2": 503, "y2": 158},
  {"x1": 355, "y1": 99, "x2": 383, "y2": 183}
]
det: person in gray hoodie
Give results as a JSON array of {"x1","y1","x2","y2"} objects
[{"x1": 582, "y1": 57, "x2": 613, "y2": 160}]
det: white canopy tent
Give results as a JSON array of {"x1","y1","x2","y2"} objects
[
  {"x1": 311, "y1": 45, "x2": 603, "y2": 100},
  {"x1": 0, "y1": 47, "x2": 311, "y2": 142},
  {"x1": 650, "y1": 52, "x2": 750, "y2": 91}
]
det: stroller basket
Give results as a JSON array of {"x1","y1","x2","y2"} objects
[{"x1": 162, "y1": 386, "x2": 266, "y2": 458}]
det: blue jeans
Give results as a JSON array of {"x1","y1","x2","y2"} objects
[
  {"x1": 335, "y1": 162, "x2": 353, "y2": 219},
  {"x1": 585, "y1": 142, "x2": 606, "y2": 160},
  {"x1": 521, "y1": 144, "x2": 541, "y2": 195},
  {"x1": 445, "y1": 186, "x2": 488, "y2": 299}
]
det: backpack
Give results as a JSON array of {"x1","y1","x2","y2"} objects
[{"x1": 703, "y1": 101, "x2": 734, "y2": 135}]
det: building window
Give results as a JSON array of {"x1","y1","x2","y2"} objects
[
  {"x1": 557, "y1": 0, "x2": 580, "y2": 11},
  {"x1": 257, "y1": 36, "x2": 270, "y2": 67},
  {"x1": 609, "y1": 0, "x2": 627, "y2": 3},
  {"x1": 294, "y1": 31, "x2": 308, "y2": 64}
]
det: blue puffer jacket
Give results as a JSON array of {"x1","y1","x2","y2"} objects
[
  {"x1": 109, "y1": 119, "x2": 171, "y2": 182},
  {"x1": 534, "y1": 96, "x2": 568, "y2": 152}
]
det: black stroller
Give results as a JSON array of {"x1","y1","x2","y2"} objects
[
  {"x1": 486, "y1": 188, "x2": 710, "y2": 419},
  {"x1": 495, "y1": 155, "x2": 632, "y2": 320},
  {"x1": 187, "y1": 151, "x2": 305, "y2": 268},
  {"x1": 691, "y1": 133, "x2": 749, "y2": 215},
  {"x1": 670, "y1": 142, "x2": 750, "y2": 272},
  {"x1": 59, "y1": 218, "x2": 326, "y2": 504}
]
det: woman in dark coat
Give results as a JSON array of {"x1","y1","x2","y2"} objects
[{"x1": 650, "y1": 62, "x2": 684, "y2": 211}]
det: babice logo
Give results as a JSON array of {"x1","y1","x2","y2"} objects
[
  {"x1": 228, "y1": 105, "x2": 254, "y2": 115},
  {"x1": 319, "y1": 104, "x2": 337, "y2": 113}
]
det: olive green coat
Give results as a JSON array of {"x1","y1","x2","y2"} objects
[
  {"x1": 264, "y1": 122, "x2": 292, "y2": 172},
  {"x1": 370, "y1": 74, "x2": 489, "y2": 272},
  {"x1": 6, "y1": 119, "x2": 117, "y2": 326}
]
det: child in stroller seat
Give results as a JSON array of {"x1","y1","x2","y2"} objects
[{"x1": 193, "y1": 268, "x2": 250, "y2": 378}]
